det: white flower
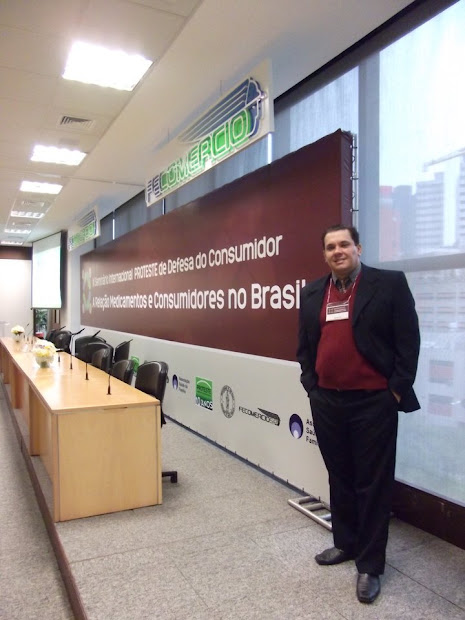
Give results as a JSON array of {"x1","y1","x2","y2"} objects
[
  {"x1": 32, "y1": 340, "x2": 56, "y2": 358},
  {"x1": 11, "y1": 324, "x2": 25, "y2": 335}
]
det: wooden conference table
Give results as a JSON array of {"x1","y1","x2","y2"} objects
[{"x1": 0, "y1": 337, "x2": 162, "y2": 521}]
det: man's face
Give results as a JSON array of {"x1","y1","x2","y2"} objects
[{"x1": 323, "y1": 229, "x2": 361, "y2": 278}]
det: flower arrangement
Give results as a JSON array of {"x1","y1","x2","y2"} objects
[
  {"x1": 32, "y1": 339, "x2": 56, "y2": 367},
  {"x1": 11, "y1": 324, "x2": 25, "y2": 342}
]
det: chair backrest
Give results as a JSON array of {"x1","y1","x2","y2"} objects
[
  {"x1": 134, "y1": 361, "x2": 168, "y2": 424},
  {"x1": 80, "y1": 341, "x2": 113, "y2": 364},
  {"x1": 113, "y1": 340, "x2": 131, "y2": 364},
  {"x1": 111, "y1": 359, "x2": 135, "y2": 385},
  {"x1": 52, "y1": 330, "x2": 72, "y2": 353},
  {"x1": 45, "y1": 328, "x2": 57, "y2": 342},
  {"x1": 80, "y1": 342, "x2": 113, "y2": 366},
  {"x1": 74, "y1": 335, "x2": 106, "y2": 359},
  {"x1": 46, "y1": 326, "x2": 66, "y2": 342},
  {"x1": 91, "y1": 347, "x2": 112, "y2": 372}
]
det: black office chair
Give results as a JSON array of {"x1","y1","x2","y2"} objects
[
  {"x1": 52, "y1": 330, "x2": 72, "y2": 353},
  {"x1": 134, "y1": 361, "x2": 177, "y2": 483},
  {"x1": 74, "y1": 334, "x2": 106, "y2": 359},
  {"x1": 113, "y1": 340, "x2": 132, "y2": 365},
  {"x1": 79, "y1": 341, "x2": 114, "y2": 364},
  {"x1": 110, "y1": 359, "x2": 135, "y2": 385},
  {"x1": 91, "y1": 347, "x2": 112, "y2": 372},
  {"x1": 45, "y1": 325, "x2": 66, "y2": 342}
]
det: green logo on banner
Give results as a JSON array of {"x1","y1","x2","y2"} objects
[{"x1": 195, "y1": 377, "x2": 213, "y2": 411}]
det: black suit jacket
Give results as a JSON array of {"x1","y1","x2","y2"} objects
[{"x1": 297, "y1": 263, "x2": 421, "y2": 412}]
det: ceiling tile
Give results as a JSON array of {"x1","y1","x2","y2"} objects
[
  {"x1": 52, "y1": 80, "x2": 130, "y2": 119},
  {"x1": 0, "y1": 140, "x2": 31, "y2": 169},
  {"x1": 0, "y1": 0, "x2": 85, "y2": 37},
  {"x1": 0, "y1": 68, "x2": 57, "y2": 106},
  {"x1": 130, "y1": 0, "x2": 202, "y2": 18},
  {"x1": 0, "y1": 27, "x2": 68, "y2": 76},
  {"x1": 0, "y1": 98, "x2": 49, "y2": 131},
  {"x1": 41, "y1": 107, "x2": 113, "y2": 139},
  {"x1": 77, "y1": 0, "x2": 186, "y2": 59}
]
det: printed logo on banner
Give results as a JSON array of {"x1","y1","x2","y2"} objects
[
  {"x1": 289, "y1": 414, "x2": 304, "y2": 438},
  {"x1": 81, "y1": 267, "x2": 92, "y2": 314},
  {"x1": 288, "y1": 413, "x2": 318, "y2": 446},
  {"x1": 220, "y1": 385, "x2": 235, "y2": 418},
  {"x1": 176, "y1": 376, "x2": 190, "y2": 395},
  {"x1": 239, "y1": 405, "x2": 280, "y2": 426},
  {"x1": 195, "y1": 377, "x2": 213, "y2": 410},
  {"x1": 305, "y1": 417, "x2": 318, "y2": 446}
]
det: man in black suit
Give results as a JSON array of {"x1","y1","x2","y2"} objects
[{"x1": 297, "y1": 224, "x2": 420, "y2": 604}]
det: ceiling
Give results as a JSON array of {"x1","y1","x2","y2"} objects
[{"x1": 0, "y1": 0, "x2": 415, "y2": 246}]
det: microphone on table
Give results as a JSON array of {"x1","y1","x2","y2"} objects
[
  {"x1": 69, "y1": 328, "x2": 85, "y2": 370},
  {"x1": 85, "y1": 362, "x2": 89, "y2": 380},
  {"x1": 107, "y1": 371, "x2": 111, "y2": 395}
]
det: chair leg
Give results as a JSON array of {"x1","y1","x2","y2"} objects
[{"x1": 162, "y1": 470, "x2": 178, "y2": 483}]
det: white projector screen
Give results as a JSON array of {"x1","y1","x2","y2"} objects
[{"x1": 32, "y1": 232, "x2": 63, "y2": 308}]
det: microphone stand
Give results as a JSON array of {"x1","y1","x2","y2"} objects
[{"x1": 68, "y1": 328, "x2": 85, "y2": 370}]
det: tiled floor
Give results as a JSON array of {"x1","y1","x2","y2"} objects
[
  {"x1": 0, "y1": 391, "x2": 73, "y2": 620},
  {"x1": 2, "y1": 391, "x2": 465, "y2": 620}
]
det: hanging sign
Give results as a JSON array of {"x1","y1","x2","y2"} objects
[
  {"x1": 145, "y1": 60, "x2": 273, "y2": 205},
  {"x1": 68, "y1": 207, "x2": 100, "y2": 251}
]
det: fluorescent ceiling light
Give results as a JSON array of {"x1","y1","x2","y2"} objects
[
  {"x1": 31, "y1": 145, "x2": 86, "y2": 166},
  {"x1": 5, "y1": 228, "x2": 31, "y2": 235},
  {"x1": 1, "y1": 240, "x2": 23, "y2": 246},
  {"x1": 20, "y1": 181, "x2": 63, "y2": 194},
  {"x1": 11, "y1": 210, "x2": 45, "y2": 219},
  {"x1": 63, "y1": 41, "x2": 152, "y2": 91}
]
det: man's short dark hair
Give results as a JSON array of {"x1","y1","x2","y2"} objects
[{"x1": 321, "y1": 225, "x2": 360, "y2": 248}]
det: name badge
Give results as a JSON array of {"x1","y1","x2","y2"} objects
[{"x1": 326, "y1": 301, "x2": 349, "y2": 322}]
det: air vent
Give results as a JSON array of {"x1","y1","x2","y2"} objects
[{"x1": 59, "y1": 115, "x2": 94, "y2": 131}]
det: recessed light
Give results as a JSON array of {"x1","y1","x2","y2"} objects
[
  {"x1": 1, "y1": 240, "x2": 24, "y2": 246},
  {"x1": 5, "y1": 228, "x2": 31, "y2": 235},
  {"x1": 20, "y1": 181, "x2": 63, "y2": 194},
  {"x1": 31, "y1": 145, "x2": 86, "y2": 166},
  {"x1": 11, "y1": 211, "x2": 45, "y2": 219},
  {"x1": 63, "y1": 41, "x2": 152, "y2": 91}
]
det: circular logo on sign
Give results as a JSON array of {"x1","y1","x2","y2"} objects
[
  {"x1": 220, "y1": 385, "x2": 235, "y2": 418},
  {"x1": 289, "y1": 414, "x2": 304, "y2": 439}
]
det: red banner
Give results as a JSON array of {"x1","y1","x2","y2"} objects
[{"x1": 81, "y1": 130, "x2": 353, "y2": 361}]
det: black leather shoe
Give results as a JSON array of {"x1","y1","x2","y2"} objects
[
  {"x1": 315, "y1": 547, "x2": 354, "y2": 565},
  {"x1": 356, "y1": 573, "x2": 380, "y2": 603}
]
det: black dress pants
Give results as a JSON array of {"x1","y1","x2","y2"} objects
[{"x1": 309, "y1": 387, "x2": 398, "y2": 575}]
